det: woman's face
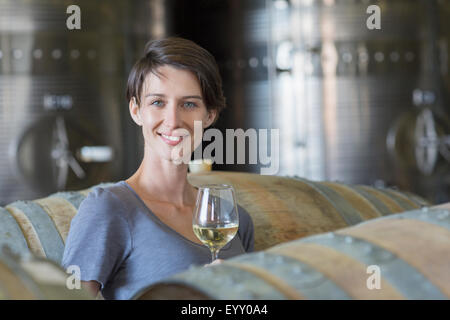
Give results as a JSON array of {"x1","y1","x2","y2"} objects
[{"x1": 129, "y1": 65, "x2": 216, "y2": 163}]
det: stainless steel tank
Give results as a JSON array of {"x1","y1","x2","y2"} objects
[
  {"x1": 0, "y1": 0, "x2": 167, "y2": 205},
  {"x1": 268, "y1": 0, "x2": 450, "y2": 202}
]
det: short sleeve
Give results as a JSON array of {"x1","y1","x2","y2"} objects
[
  {"x1": 61, "y1": 187, "x2": 132, "y2": 290},
  {"x1": 237, "y1": 205, "x2": 255, "y2": 252}
]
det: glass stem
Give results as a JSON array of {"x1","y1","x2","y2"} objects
[{"x1": 211, "y1": 249, "x2": 219, "y2": 262}]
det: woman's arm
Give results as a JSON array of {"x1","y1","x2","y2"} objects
[{"x1": 237, "y1": 206, "x2": 255, "y2": 252}]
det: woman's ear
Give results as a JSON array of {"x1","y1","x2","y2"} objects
[
  {"x1": 204, "y1": 109, "x2": 217, "y2": 128},
  {"x1": 129, "y1": 97, "x2": 142, "y2": 126}
]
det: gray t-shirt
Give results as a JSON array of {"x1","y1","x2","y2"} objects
[{"x1": 61, "y1": 181, "x2": 254, "y2": 300}]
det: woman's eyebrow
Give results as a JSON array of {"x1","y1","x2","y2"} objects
[
  {"x1": 143, "y1": 94, "x2": 202, "y2": 100},
  {"x1": 182, "y1": 95, "x2": 203, "y2": 100},
  {"x1": 144, "y1": 93, "x2": 165, "y2": 98}
]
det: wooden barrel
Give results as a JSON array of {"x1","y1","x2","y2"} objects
[
  {"x1": 0, "y1": 183, "x2": 113, "y2": 263},
  {"x1": 188, "y1": 171, "x2": 430, "y2": 250},
  {"x1": 0, "y1": 248, "x2": 92, "y2": 300},
  {"x1": 134, "y1": 207, "x2": 450, "y2": 300},
  {"x1": 0, "y1": 172, "x2": 430, "y2": 263}
]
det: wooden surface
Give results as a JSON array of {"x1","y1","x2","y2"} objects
[
  {"x1": 337, "y1": 218, "x2": 450, "y2": 297},
  {"x1": 137, "y1": 206, "x2": 450, "y2": 300},
  {"x1": 0, "y1": 251, "x2": 92, "y2": 300},
  {"x1": 188, "y1": 171, "x2": 426, "y2": 250},
  {"x1": 433, "y1": 202, "x2": 450, "y2": 210}
]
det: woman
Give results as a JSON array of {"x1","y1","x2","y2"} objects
[{"x1": 61, "y1": 37, "x2": 254, "y2": 300}]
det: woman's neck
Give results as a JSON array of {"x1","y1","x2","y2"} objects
[{"x1": 126, "y1": 155, "x2": 197, "y2": 207}]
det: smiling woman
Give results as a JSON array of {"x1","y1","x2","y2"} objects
[
  {"x1": 60, "y1": 37, "x2": 255, "y2": 300},
  {"x1": 129, "y1": 65, "x2": 213, "y2": 162}
]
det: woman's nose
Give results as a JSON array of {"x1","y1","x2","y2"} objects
[{"x1": 162, "y1": 103, "x2": 181, "y2": 128}]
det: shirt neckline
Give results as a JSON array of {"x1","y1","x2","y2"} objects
[{"x1": 119, "y1": 180, "x2": 215, "y2": 250}]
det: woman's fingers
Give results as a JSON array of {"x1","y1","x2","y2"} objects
[{"x1": 204, "y1": 258, "x2": 224, "y2": 267}]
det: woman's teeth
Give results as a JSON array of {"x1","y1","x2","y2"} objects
[{"x1": 161, "y1": 134, "x2": 181, "y2": 142}]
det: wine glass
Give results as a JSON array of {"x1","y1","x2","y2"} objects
[{"x1": 192, "y1": 184, "x2": 239, "y2": 262}]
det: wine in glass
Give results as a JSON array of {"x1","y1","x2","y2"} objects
[{"x1": 192, "y1": 184, "x2": 239, "y2": 262}]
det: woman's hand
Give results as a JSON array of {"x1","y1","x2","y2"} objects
[
  {"x1": 81, "y1": 280, "x2": 100, "y2": 298},
  {"x1": 204, "y1": 258, "x2": 224, "y2": 267}
]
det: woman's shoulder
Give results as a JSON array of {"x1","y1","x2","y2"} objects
[
  {"x1": 87, "y1": 181, "x2": 129, "y2": 199},
  {"x1": 77, "y1": 181, "x2": 136, "y2": 221}
]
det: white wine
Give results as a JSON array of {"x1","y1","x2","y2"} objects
[{"x1": 193, "y1": 223, "x2": 238, "y2": 250}]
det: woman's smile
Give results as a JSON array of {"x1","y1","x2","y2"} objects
[{"x1": 158, "y1": 132, "x2": 184, "y2": 146}]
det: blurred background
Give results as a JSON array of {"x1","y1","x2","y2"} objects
[{"x1": 0, "y1": 0, "x2": 449, "y2": 205}]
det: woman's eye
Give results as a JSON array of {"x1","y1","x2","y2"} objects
[
  {"x1": 183, "y1": 101, "x2": 197, "y2": 108},
  {"x1": 151, "y1": 100, "x2": 164, "y2": 107}
]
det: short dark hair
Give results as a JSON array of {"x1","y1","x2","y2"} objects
[{"x1": 126, "y1": 37, "x2": 226, "y2": 121}]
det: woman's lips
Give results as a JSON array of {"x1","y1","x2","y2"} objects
[{"x1": 159, "y1": 133, "x2": 183, "y2": 146}]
